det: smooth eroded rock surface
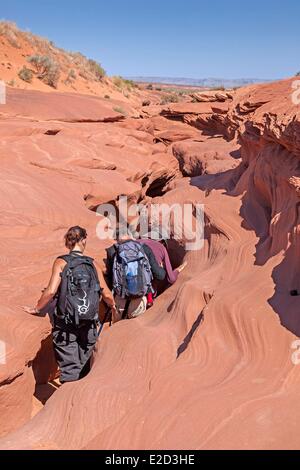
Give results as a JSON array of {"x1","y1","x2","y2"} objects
[{"x1": 1, "y1": 77, "x2": 300, "y2": 449}]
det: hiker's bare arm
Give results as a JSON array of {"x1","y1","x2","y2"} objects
[
  {"x1": 36, "y1": 258, "x2": 65, "y2": 310},
  {"x1": 23, "y1": 258, "x2": 65, "y2": 315},
  {"x1": 94, "y1": 261, "x2": 116, "y2": 308}
]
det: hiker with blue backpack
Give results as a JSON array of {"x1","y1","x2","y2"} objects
[
  {"x1": 23, "y1": 226, "x2": 116, "y2": 384},
  {"x1": 106, "y1": 231, "x2": 166, "y2": 322}
]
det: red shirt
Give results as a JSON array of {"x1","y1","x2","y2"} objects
[{"x1": 138, "y1": 239, "x2": 179, "y2": 285}]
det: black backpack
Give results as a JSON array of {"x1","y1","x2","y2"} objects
[{"x1": 56, "y1": 252, "x2": 102, "y2": 325}]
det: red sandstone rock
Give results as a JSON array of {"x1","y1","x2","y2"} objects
[
  {"x1": 190, "y1": 90, "x2": 233, "y2": 103},
  {"x1": 161, "y1": 101, "x2": 229, "y2": 118},
  {"x1": 172, "y1": 138, "x2": 241, "y2": 176},
  {"x1": 0, "y1": 88, "x2": 138, "y2": 122},
  {"x1": 1, "y1": 77, "x2": 300, "y2": 450}
]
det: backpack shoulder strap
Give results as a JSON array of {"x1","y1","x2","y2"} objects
[
  {"x1": 57, "y1": 253, "x2": 94, "y2": 264},
  {"x1": 136, "y1": 241, "x2": 146, "y2": 253},
  {"x1": 113, "y1": 243, "x2": 120, "y2": 254},
  {"x1": 56, "y1": 255, "x2": 93, "y2": 276},
  {"x1": 133, "y1": 241, "x2": 148, "y2": 259},
  {"x1": 57, "y1": 255, "x2": 74, "y2": 271},
  {"x1": 83, "y1": 255, "x2": 95, "y2": 264},
  {"x1": 57, "y1": 255, "x2": 71, "y2": 263}
]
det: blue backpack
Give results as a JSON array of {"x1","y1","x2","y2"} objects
[{"x1": 112, "y1": 241, "x2": 153, "y2": 299}]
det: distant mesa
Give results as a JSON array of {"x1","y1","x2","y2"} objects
[{"x1": 127, "y1": 76, "x2": 274, "y2": 88}]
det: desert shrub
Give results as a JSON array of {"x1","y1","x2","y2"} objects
[
  {"x1": 160, "y1": 94, "x2": 179, "y2": 105},
  {"x1": 88, "y1": 59, "x2": 106, "y2": 80},
  {"x1": 6, "y1": 30, "x2": 19, "y2": 48},
  {"x1": 112, "y1": 76, "x2": 123, "y2": 88},
  {"x1": 69, "y1": 52, "x2": 86, "y2": 68},
  {"x1": 123, "y1": 78, "x2": 136, "y2": 89},
  {"x1": 112, "y1": 76, "x2": 136, "y2": 91},
  {"x1": 68, "y1": 69, "x2": 76, "y2": 80},
  {"x1": 162, "y1": 87, "x2": 196, "y2": 96},
  {"x1": 64, "y1": 68, "x2": 77, "y2": 85},
  {"x1": 27, "y1": 55, "x2": 61, "y2": 88},
  {"x1": 0, "y1": 22, "x2": 109, "y2": 89},
  {"x1": 22, "y1": 29, "x2": 52, "y2": 54},
  {"x1": 64, "y1": 68, "x2": 76, "y2": 83},
  {"x1": 18, "y1": 66, "x2": 33, "y2": 83},
  {"x1": 113, "y1": 106, "x2": 127, "y2": 116},
  {"x1": 60, "y1": 64, "x2": 69, "y2": 74},
  {"x1": 155, "y1": 87, "x2": 162, "y2": 91},
  {"x1": 296, "y1": 72, "x2": 300, "y2": 77},
  {"x1": 25, "y1": 32, "x2": 37, "y2": 46},
  {"x1": 7, "y1": 79, "x2": 15, "y2": 87},
  {"x1": 210, "y1": 86, "x2": 225, "y2": 91},
  {"x1": 27, "y1": 55, "x2": 49, "y2": 75},
  {"x1": 104, "y1": 95, "x2": 110, "y2": 99},
  {"x1": 0, "y1": 21, "x2": 20, "y2": 48},
  {"x1": 79, "y1": 69, "x2": 89, "y2": 80},
  {"x1": 146, "y1": 84, "x2": 153, "y2": 90},
  {"x1": 44, "y1": 63, "x2": 60, "y2": 87}
]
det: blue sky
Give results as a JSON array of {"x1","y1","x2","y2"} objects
[{"x1": 1, "y1": 0, "x2": 299, "y2": 79}]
